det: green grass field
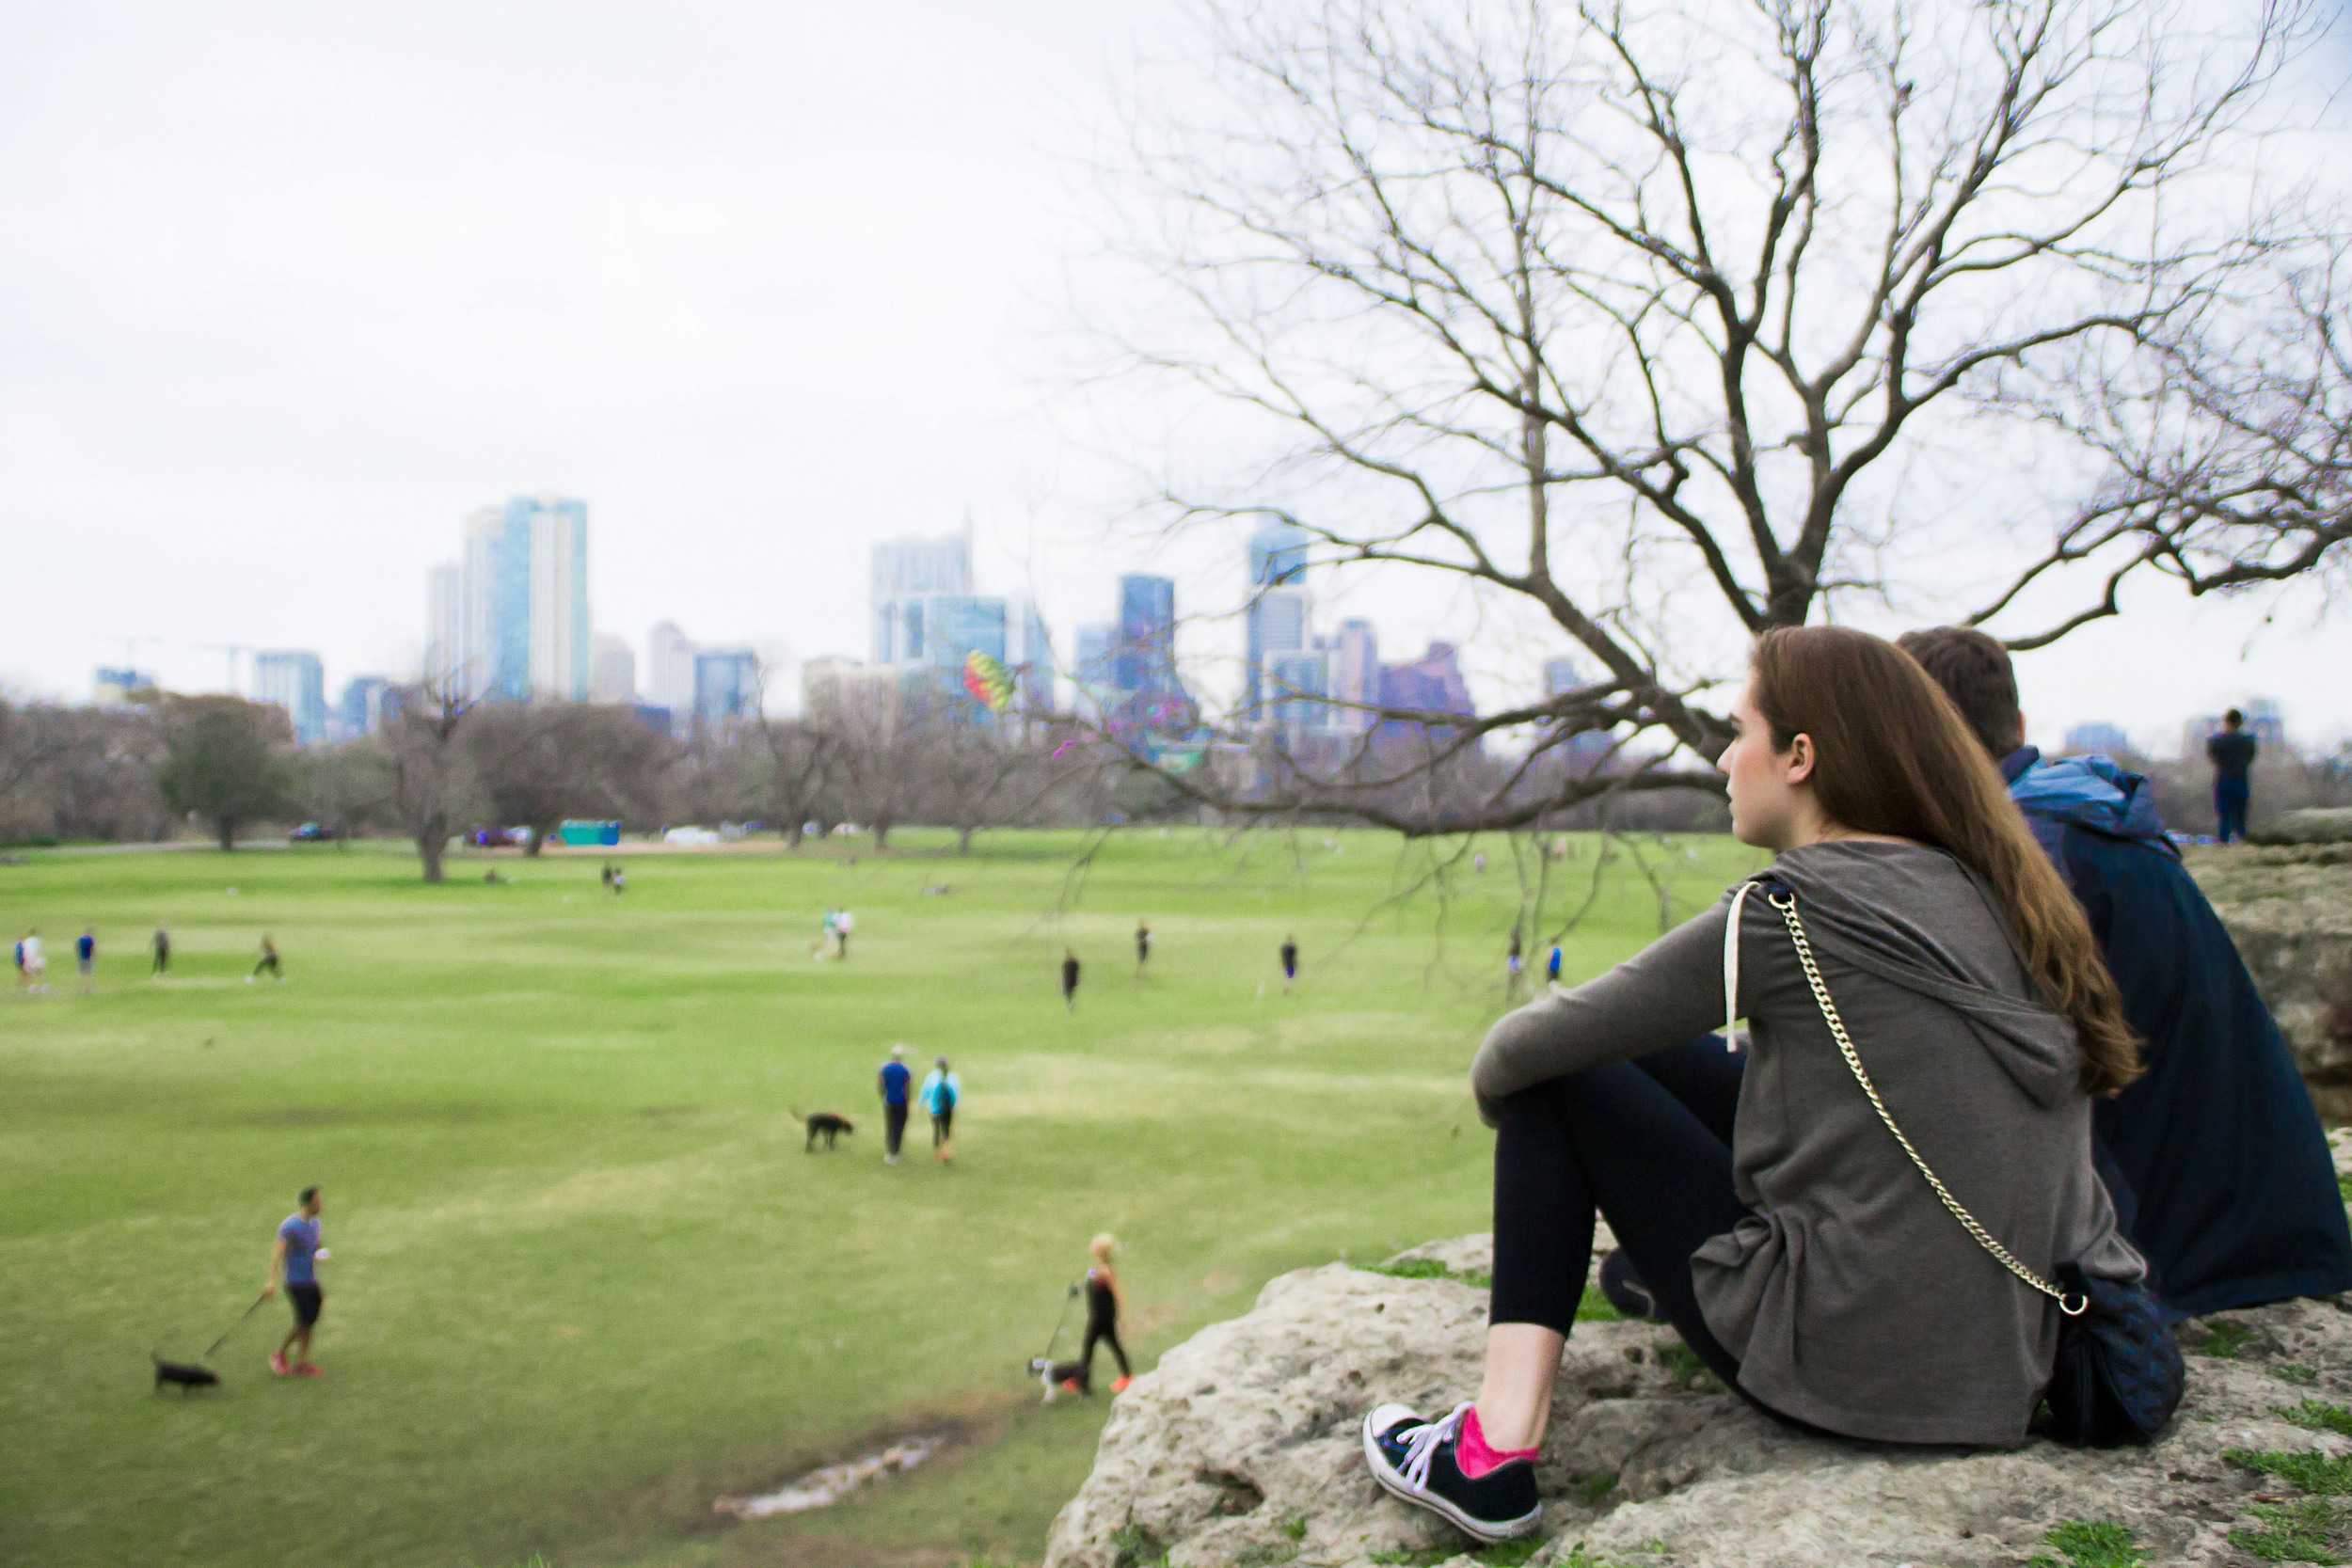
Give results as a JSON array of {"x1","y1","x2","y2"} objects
[{"x1": 0, "y1": 828, "x2": 1760, "y2": 1568}]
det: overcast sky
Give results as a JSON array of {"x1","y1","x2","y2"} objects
[{"x1": 3, "y1": 1, "x2": 2346, "y2": 758}]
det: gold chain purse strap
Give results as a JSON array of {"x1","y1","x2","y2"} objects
[{"x1": 1763, "y1": 888, "x2": 2090, "y2": 1319}]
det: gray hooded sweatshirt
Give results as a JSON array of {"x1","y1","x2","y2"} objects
[{"x1": 1471, "y1": 841, "x2": 2144, "y2": 1448}]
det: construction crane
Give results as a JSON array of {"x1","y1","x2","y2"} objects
[
  {"x1": 104, "y1": 635, "x2": 162, "y2": 672},
  {"x1": 196, "y1": 642, "x2": 249, "y2": 696}
]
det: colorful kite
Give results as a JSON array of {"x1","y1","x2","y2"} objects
[{"x1": 961, "y1": 650, "x2": 1015, "y2": 714}]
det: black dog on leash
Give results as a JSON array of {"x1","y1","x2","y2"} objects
[
  {"x1": 790, "y1": 1109, "x2": 856, "y2": 1151},
  {"x1": 152, "y1": 1354, "x2": 221, "y2": 1393}
]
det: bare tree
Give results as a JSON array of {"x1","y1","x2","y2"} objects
[
  {"x1": 385, "y1": 680, "x2": 479, "y2": 883},
  {"x1": 1092, "y1": 0, "x2": 2342, "y2": 831},
  {"x1": 466, "y1": 703, "x2": 674, "y2": 856}
]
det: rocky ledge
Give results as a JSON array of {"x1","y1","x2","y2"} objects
[
  {"x1": 2193, "y1": 844, "x2": 2352, "y2": 1119},
  {"x1": 1043, "y1": 1141, "x2": 2352, "y2": 1568}
]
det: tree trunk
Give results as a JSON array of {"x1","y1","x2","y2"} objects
[
  {"x1": 215, "y1": 818, "x2": 236, "y2": 852},
  {"x1": 957, "y1": 825, "x2": 977, "y2": 855},
  {"x1": 524, "y1": 829, "x2": 546, "y2": 858},
  {"x1": 872, "y1": 819, "x2": 892, "y2": 851},
  {"x1": 418, "y1": 825, "x2": 446, "y2": 883}
]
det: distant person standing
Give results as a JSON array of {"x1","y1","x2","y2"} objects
[
  {"x1": 834, "y1": 908, "x2": 854, "y2": 959},
  {"x1": 920, "y1": 1055, "x2": 961, "y2": 1163},
  {"x1": 264, "y1": 1185, "x2": 328, "y2": 1378},
  {"x1": 1135, "y1": 921, "x2": 1152, "y2": 977},
  {"x1": 13, "y1": 931, "x2": 26, "y2": 995},
  {"x1": 611, "y1": 867, "x2": 628, "y2": 895},
  {"x1": 1545, "y1": 942, "x2": 1563, "y2": 987},
  {"x1": 151, "y1": 924, "x2": 170, "y2": 978},
  {"x1": 878, "y1": 1044, "x2": 912, "y2": 1165},
  {"x1": 75, "y1": 928, "x2": 95, "y2": 995},
  {"x1": 1061, "y1": 949, "x2": 1082, "y2": 1013},
  {"x1": 2207, "y1": 708, "x2": 2259, "y2": 845},
  {"x1": 22, "y1": 929, "x2": 47, "y2": 994},
  {"x1": 249, "y1": 934, "x2": 281, "y2": 983},
  {"x1": 1279, "y1": 935, "x2": 1298, "y2": 995}
]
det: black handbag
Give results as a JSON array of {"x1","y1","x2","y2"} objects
[{"x1": 1749, "y1": 883, "x2": 2185, "y2": 1447}]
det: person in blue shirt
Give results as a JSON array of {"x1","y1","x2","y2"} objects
[
  {"x1": 1545, "y1": 943, "x2": 1563, "y2": 986},
  {"x1": 878, "y1": 1045, "x2": 913, "y2": 1165},
  {"x1": 1900, "y1": 627, "x2": 2352, "y2": 1317},
  {"x1": 2206, "y1": 708, "x2": 2259, "y2": 844},
  {"x1": 920, "y1": 1055, "x2": 961, "y2": 1164},
  {"x1": 264, "y1": 1185, "x2": 328, "y2": 1377},
  {"x1": 75, "y1": 928, "x2": 95, "y2": 995}
]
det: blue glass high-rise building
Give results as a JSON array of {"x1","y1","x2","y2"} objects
[
  {"x1": 462, "y1": 496, "x2": 590, "y2": 703},
  {"x1": 1245, "y1": 522, "x2": 1312, "y2": 717},
  {"x1": 1114, "y1": 576, "x2": 1176, "y2": 697},
  {"x1": 693, "y1": 649, "x2": 761, "y2": 731},
  {"x1": 254, "y1": 651, "x2": 328, "y2": 746}
]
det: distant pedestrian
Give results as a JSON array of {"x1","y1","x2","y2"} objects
[
  {"x1": 1135, "y1": 921, "x2": 1152, "y2": 977},
  {"x1": 600, "y1": 862, "x2": 613, "y2": 887},
  {"x1": 1505, "y1": 929, "x2": 1525, "y2": 1002},
  {"x1": 834, "y1": 909, "x2": 854, "y2": 959},
  {"x1": 2208, "y1": 707, "x2": 2259, "y2": 845},
  {"x1": 13, "y1": 931, "x2": 26, "y2": 995},
  {"x1": 1473, "y1": 851, "x2": 1487, "y2": 875},
  {"x1": 76, "y1": 928, "x2": 95, "y2": 995},
  {"x1": 21, "y1": 929, "x2": 47, "y2": 994},
  {"x1": 1545, "y1": 942, "x2": 1563, "y2": 987},
  {"x1": 151, "y1": 924, "x2": 170, "y2": 977},
  {"x1": 265, "y1": 1184, "x2": 328, "y2": 1378},
  {"x1": 1279, "y1": 935, "x2": 1298, "y2": 995},
  {"x1": 879, "y1": 1044, "x2": 912, "y2": 1165},
  {"x1": 611, "y1": 868, "x2": 628, "y2": 895},
  {"x1": 1061, "y1": 949, "x2": 1082, "y2": 1013},
  {"x1": 249, "y1": 934, "x2": 281, "y2": 982},
  {"x1": 920, "y1": 1055, "x2": 961, "y2": 1163}
]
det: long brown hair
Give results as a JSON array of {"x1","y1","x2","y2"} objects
[{"x1": 1750, "y1": 626, "x2": 2141, "y2": 1096}]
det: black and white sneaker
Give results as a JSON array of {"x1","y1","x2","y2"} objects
[{"x1": 1360, "y1": 1402, "x2": 1542, "y2": 1544}]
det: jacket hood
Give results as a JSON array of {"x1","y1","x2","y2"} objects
[
  {"x1": 2002, "y1": 748, "x2": 2171, "y2": 847},
  {"x1": 1754, "y1": 842, "x2": 2082, "y2": 1108}
]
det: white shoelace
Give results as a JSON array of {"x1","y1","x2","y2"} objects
[{"x1": 1393, "y1": 1402, "x2": 1474, "y2": 1492}]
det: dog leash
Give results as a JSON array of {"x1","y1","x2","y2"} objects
[{"x1": 202, "y1": 1292, "x2": 272, "y2": 1360}]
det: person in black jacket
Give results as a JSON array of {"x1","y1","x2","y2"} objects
[
  {"x1": 1900, "y1": 626, "x2": 2352, "y2": 1318},
  {"x1": 2207, "y1": 709, "x2": 2259, "y2": 844}
]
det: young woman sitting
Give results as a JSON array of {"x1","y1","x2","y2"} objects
[{"x1": 1360, "y1": 625, "x2": 2149, "y2": 1543}]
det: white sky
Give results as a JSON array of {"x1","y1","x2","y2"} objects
[{"x1": 2, "y1": 1, "x2": 2346, "y2": 758}]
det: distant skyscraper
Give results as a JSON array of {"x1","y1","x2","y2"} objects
[
  {"x1": 463, "y1": 496, "x2": 590, "y2": 702},
  {"x1": 1114, "y1": 575, "x2": 1179, "y2": 700},
  {"x1": 2062, "y1": 721, "x2": 2133, "y2": 757},
  {"x1": 693, "y1": 648, "x2": 762, "y2": 731},
  {"x1": 1270, "y1": 649, "x2": 1330, "y2": 733},
  {"x1": 646, "y1": 622, "x2": 697, "y2": 715},
  {"x1": 1376, "y1": 641, "x2": 1476, "y2": 748},
  {"x1": 592, "y1": 635, "x2": 637, "y2": 705},
  {"x1": 1072, "y1": 622, "x2": 1117, "y2": 722},
  {"x1": 1009, "y1": 597, "x2": 1054, "y2": 713},
  {"x1": 337, "y1": 676, "x2": 393, "y2": 739},
  {"x1": 871, "y1": 532, "x2": 974, "y2": 664},
  {"x1": 425, "y1": 563, "x2": 464, "y2": 692},
  {"x1": 1328, "y1": 619, "x2": 1379, "y2": 734},
  {"x1": 1245, "y1": 521, "x2": 1313, "y2": 716},
  {"x1": 1543, "y1": 657, "x2": 1590, "y2": 699},
  {"x1": 253, "y1": 651, "x2": 328, "y2": 746}
]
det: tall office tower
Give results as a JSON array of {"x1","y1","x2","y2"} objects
[
  {"x1": 692, "y1": 648, "x2": 762, "y2": 730},
  {"x1": 253, "y1": 651, "x2": 328, "y2": 747},
  {"x1": 1269, "y1": 648, "x2": 1330, "y2": 734},
  {"x1": 1245, "y1": 520, "x2": 1312, "y2": 714},
  {"x1": 870, "y1": 532, "x2": 974, "y2": 664},
  {"x1": 1542, "y1": 657, "x2": 1590, "y2": 699},
  {"x1": 802, "y1": 657, "x2": 901, "y2": 731},
  {"x1": 646, "y1": 622, "x2": 697, "y2": 715},
  {"x1": 1375, "y1": 641, "x2": 1477, "y2": 747},
  {"x1": 592, "y1": 635, "x2": 638, "y2": 705},
  {"x1": 1328, "y1": 618, "x2": 1379, "y2": 734},
  {"x1": 337, "y1": 676, "x2": 393, "y2": 740},
  {"x1": 425, "y1": 563, "x2": 465, "y2": 693},
  {"x1": 1072, "y1": 622, "x2": 1117, "y2": 722},
  {"x1": 1247, "y1": 589, "x2": 1311, "y2": 721},
  {"x1": 463, "y1": 496, "x2": 590, "y2": 702},
  {"x1": 1009, "y1": 597, "x2": 1054, "y2": 712},
  {"x1": 1113, "y1": 575, "x2": 1178, "y2": 698}
]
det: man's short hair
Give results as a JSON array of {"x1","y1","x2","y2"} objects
[
  {"x1": 2225, "y1": 707, "x2": 2246, "y2": 727},
  {"x1": 298, "y1": 1184, "x2": 319, "y2": 1206},
  {"x1": 1894, "y1": 626, "x2": 2023, "y2": 760}
]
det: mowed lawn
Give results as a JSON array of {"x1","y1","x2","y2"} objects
[{"x1": 0, "y1": 828, "x2": 1760, "y2": 1568}]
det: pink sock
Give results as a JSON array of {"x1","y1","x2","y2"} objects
[{"x1": 1456, "y1": 1405, "x2": 1537, "y2": 1480}]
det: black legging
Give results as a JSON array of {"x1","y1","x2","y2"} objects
[
  {"x1": 1490, "y1": 1035, "x2": 1799, "y2": 1420},
  {"x1": 883, "y1": 1103, "x2": 909, "y2": 1157},
  {"x1": 1077, "y1": 1286, "x2": 1130, "y2": 1389}
]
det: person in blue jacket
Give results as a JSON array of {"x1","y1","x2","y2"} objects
[{"x1": 1900, "y1": 626, "x2": 2352, "y2": 1318}]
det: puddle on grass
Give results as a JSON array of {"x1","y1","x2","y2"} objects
[{"x1": 711, "y1": 1431, "x2": 948, "y2": 1520}]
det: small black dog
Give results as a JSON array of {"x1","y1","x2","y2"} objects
[
  {"x1": 152, "y1": 1354, "x2": 220, "y2": 1394},
  {"x1": 791, "y1": 1109, "x2": 856, "y2": 1152}
]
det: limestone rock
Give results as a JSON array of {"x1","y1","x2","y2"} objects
[
  {"x1": 1042, "y1": 1132, "x2": 2352, "y2": 1567},
  {"x1": 2256, "y1": 808, "x2": 2352, "y2": 847},
  {"x1": 2192, "y1": 844, "x2": 2352, "y2": 1117}
]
